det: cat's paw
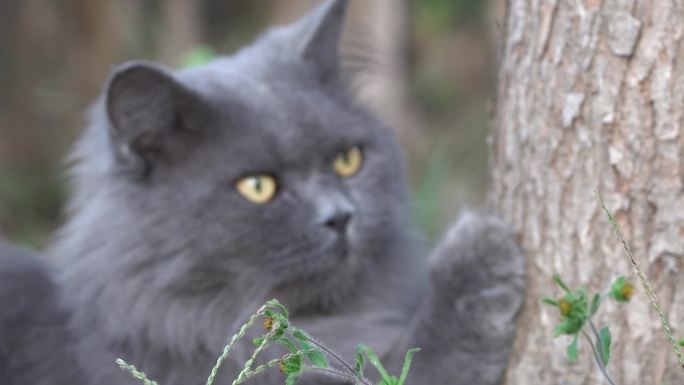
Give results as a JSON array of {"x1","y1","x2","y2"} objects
[{"x1": 428, "y1": 211, "x2": 526, "y2": 343}]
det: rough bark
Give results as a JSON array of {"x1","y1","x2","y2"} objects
[{"x1": 491, "y1": 1, "x2": 684, "y2": 384}]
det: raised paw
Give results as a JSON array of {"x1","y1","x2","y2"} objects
[
  {"x1": 396, "y1": 212, "x2": 526, "y2": 385},
  {"x1": 429, "y1": 212, "x2": 526, "y2": 338}
]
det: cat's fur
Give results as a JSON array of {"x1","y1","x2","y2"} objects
[{"x1": 0, "y1": 1, "x2": 525, "y2": 384}]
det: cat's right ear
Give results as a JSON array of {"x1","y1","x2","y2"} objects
[
  {"x1": 296, "y1": 0, "x2": 349, "y2": 82},
  {"x1": 105, "y1": 62, "x2": 207, "y2": 178}
]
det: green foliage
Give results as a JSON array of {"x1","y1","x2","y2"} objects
[
  {"x1": 411, "y1": 151, "x2": 450, "y2": 241},
  {"x1": 589, "y1": 294, "x2": 601, "y2": 317},
  {"x1": 542, "y1": 275, "x2": 636, "y2": 384},
  {"x1": 356, "y1": 345, "x2": 420, "y2": 385},
  {"x1": 291, "y1": 330, "x2": 328, "y2": 369},
  {"x1": 414, "y1": 0, "x2": 485, "y2": 31},
  {"x1": 0, "y1": 166, "x2": 65, "y2": 247},
  {"x1": 355, "y1": 347, "x2": 366, "y2": 379},
  {"x1": 608, "y1": 276, "x2": 634, "y2": 303},
  {"x1": 598, "y1": 327, "x2": 611, "y2": 366},
  {"x1": 567, "y1": 334, "x2": 578, "y2": 364},
  {"x1": 543, "y1": 275, "x2": 591, "y2": 337},
  {"x1": 181, "y1": 45, "x2": 216, "y2": 68},
  {"x1": 118, "y1": 299, "x2": 418, "y2": 385}
]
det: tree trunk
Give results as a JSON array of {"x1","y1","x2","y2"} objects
[{"x1": 491, "y1": 1, "x2": 684, "y2": 384}]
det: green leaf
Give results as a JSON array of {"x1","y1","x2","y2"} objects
[
  {"x1": 357, "y1": 345, "x2": 391, "y2": 382},
  {"x1": 397, "y1": 348, "x2": 420, "y2": 385},
  {"x1": 589, "y1": 294, "x2": 601, "y2": 317},
  {"x1": 567, "y1": 334, "x2": 579, "y2": 364},
  {"x1": 292, "y1": 329, "x2": 308, "y2": 341},
  {"x1": 542, "y1": 297, "x2": 559, "y2": 307},
  {"x1": 278, "y1": 337, "x2": 299, "y2": 353},
  {"x1": 599, "y1": 326, "x2": 611, "y2": 366},
  {"x1": 290, "y1": 329, "x2": 328, "y2": 368},
  {"x1": 553, "y1": 274, "x2": 571, "y2": 293},
  {"x1": 284, "y1": 373, "x2": 299, "y2": 385},
  {"x1": 355, "y1": 348, "x2": 366, "y2": 378},
  {"x1": 281, "y1": 355, "x2": 302, "y2": 374},
  {"x1": 266, "y1": 299, "x2": 289, "y2": 319},
  {"x1": 252, "y1": 336, "x2": 265, "y2": 346},
  {"x1": 304, "y1": 347, "x2": 328, "y2": 369},
  {"x1": 678, "y1": 338, "x2": 684, "y2": 347}
]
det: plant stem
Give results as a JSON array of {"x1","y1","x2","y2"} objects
[
  {"x1": 205, "y1": 305, "x2": 268, "y2": 385},
  {"x1": 116, "y1": 359, "x2": 159, "y2": 385},
  {"x1": 232, "y1": 326, "x2": 276, "y2": 385},
  {"x1": 305, "y1": 336, "x2": 372, "y2": 385},
  {"x1": 595, "y1": 192, "x2": 684, "y2": 371},
  {"x1": 232, "y1": 350, "x2": 318, "y2": 384},
  {"x1": 582, "y1": 329, "x2": 617, "y2": 385},
  {"x1": 588, "y1": 320, "x2": 606, "y2": 365},
  {"x1": 305, "y1": 367, "x2": 365, "y2": 384}
]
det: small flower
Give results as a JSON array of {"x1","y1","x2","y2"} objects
[
  {"x1": 542, "y1": 275, "x2": 590, "y2": 337},
  {"x1": 559, "y1": 299, "x2": 572, "y2": 316},
  {"x1": 620, "y1": 282, "x2": 634, "y2": 300},
  {"x1": 264, "y1": 317, "x2": 274, "y2": 331},
  {"x1": 609, "y1": 276, "x2": 634, "y2": 302}
]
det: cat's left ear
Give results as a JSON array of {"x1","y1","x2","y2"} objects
[{"x1": 297, "y1": 0, "x2": 349, "y2": 81}]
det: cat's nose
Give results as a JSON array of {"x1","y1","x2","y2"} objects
[{"x1": 323, "y1": 211, "x2": 352, "y2": 234}]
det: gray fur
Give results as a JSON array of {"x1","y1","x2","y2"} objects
[
  {"x1": 0, "y1": 243, "x2": 86, "y2": 385},
  {"x1": 0, "y1": 1, "x2": 525, "y2": 384}
]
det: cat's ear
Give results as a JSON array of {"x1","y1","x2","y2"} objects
[
  {"x1": 297, "y1": 0, "x2": 349, "y2": 80},
  {"x1": 105, "y1": 62, "x2": 207, "y2": 177}
]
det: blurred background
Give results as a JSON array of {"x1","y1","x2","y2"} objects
[{"x1": 0, "y1": 0, "x2": 501, "y2": 247}]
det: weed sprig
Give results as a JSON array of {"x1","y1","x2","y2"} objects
[
  {"x1": 117, "y1": 299, "x2": 419, "y2": 385},
  {"x1": 595, "y1": 192, "x2": 684, "y2": 371},
  {"x1": 543, "y1": 274, "x2": 628, "y2": 384}
]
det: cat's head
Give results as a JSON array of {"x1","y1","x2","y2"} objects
[{"x1": 60, "y1": 0, "x2": 414, "y2": 313}]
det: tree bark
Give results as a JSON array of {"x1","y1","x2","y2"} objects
[{"x1": 491, "y1": 1, "x2": 684, "y2": 384}]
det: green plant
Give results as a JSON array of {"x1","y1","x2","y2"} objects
[
  {"x1": 542, "y1": 193, "x2": 684, "y2": 385},
  {"x1": 117, "y1": 299, "x2": 419, "y2": 385},
  {"x1": 543, "y1": 274, "x2": 630, "y2": 385}
]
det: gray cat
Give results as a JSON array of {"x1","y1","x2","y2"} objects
[{"x1": 0, "y1": 1, "x2": 525, "y2": 384}]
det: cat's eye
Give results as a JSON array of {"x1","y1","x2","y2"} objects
[
  {"x1": 235, "y1": 175, "x2": 277, "y2": 204},
  {"x1": 333, "y1": 146, "x2": 363, "y2": 178}
]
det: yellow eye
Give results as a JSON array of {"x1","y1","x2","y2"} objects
[
  {"x1": 333, "y1": 146, "x2": 363, "y2": 178},
  {"x1": 236, "y1": 175, "x2": 277, "y2": 204}
]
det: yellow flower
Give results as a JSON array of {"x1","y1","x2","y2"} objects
[
  {"x1": 559, "y1": 299, "x2": 572, "y2": 316},
  {"x1": 264, "y1": 317, "x2": 274, "y2": 331},
  {"x1": 620, "y1": 282, "x2": 634, "y2": 300}
]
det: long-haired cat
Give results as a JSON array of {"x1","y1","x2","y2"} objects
[{"x1": 0, "y1": 1, "x2": 525, "y2": 384}]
